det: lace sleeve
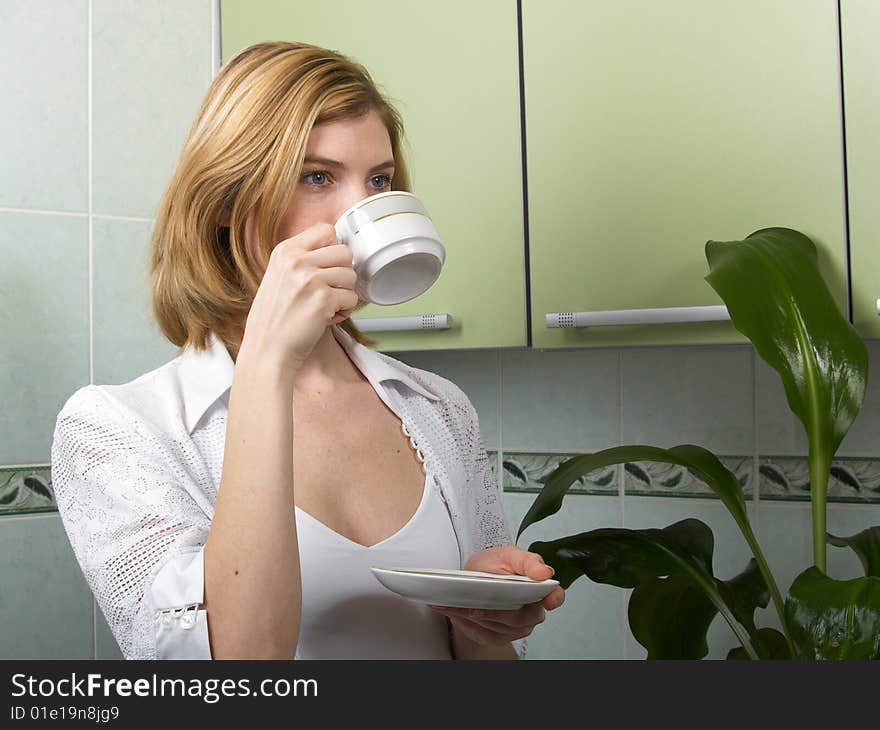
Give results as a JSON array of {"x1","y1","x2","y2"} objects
[
  {"x1": 466, "y1": 401, "x2": 529, "y2": 660},
  {"x1": 51, "y1": 386, "x2": 212, "y2": 660}
]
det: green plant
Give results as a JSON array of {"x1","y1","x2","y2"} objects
[{"x1": 517, "y1": 228, "x2": 879, "y2": 659}]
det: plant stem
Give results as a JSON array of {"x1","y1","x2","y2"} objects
[
  {"x1": 697, "y1": 576, "x2": 760, "y2": 660},
  {"x1": 740, "y1": 523, "x2": 798, "y2": 658},
  {"x1": 809, "y1": 447, "x2": 831, "y2": 574},
  {"x1": 657, "y1": 544, "x2": 760, "y2": 660}
]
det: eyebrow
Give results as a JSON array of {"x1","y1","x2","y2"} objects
[{"x1": 302, "y1": 156, "x2": 395, "y2": 173}]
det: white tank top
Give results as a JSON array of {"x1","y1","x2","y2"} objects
[{"x1": 293, "y1": 464, "x2": 460, "y2": 659}]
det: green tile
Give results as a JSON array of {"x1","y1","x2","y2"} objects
[
  {"x1": 753, "y1": 502, "x2": 812, "y2": 640},
  {"x1": 500, "y1": 348, "x2": 619, "y2": 453},
  {"x1": 0, "y1": 213, "x2": 89, "y2": 465},
  {"x1": 92, "y1": 218, "x2": 180, "y2": 385},
  {"x1": 92, "y1": 0, "x2": 213, "y2": 217},
  {"x1": 95, "y1": 601, "x2": 124, "y2": 660},
  {"x1": 0, "y1": 514, "x2": 93, "y2": 658},
  {"x1": 622, "y1": 345, "x2": 753, "y2": 453},
  {"x1": 0, "y1": 1, "x2": 87, "y2": 211},
  {"x1": 757, "y1": 352, "x2": 809, "y2": 456}
]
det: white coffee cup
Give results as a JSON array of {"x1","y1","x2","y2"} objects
[{"x1": 334, "y1": 190, "x2": 445, "y2": 305}]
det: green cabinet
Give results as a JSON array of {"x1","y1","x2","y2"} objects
[
  {"x1": 841, "y1": 0, "x2": 880, "y2": 339},
  {"x1": 522, "y1": 0, "x2": 849, "y2": 348},
  {"x1": 221, "y1": 0, "x2": 527, "y2": 350}
]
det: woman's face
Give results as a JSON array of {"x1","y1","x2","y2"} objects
[
  {"x1": 277, "y1": 107, "x2": 394, "y2": 246},
  {"x1": 246, "y1": 107, "x2": 394, "y2": 276}
]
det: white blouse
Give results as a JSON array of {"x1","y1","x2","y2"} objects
[
  {"x1": 50, "y1": 324, "x2": 526, "y2": 660},
  {"x1": 295, "y1": 462, "x2": 460, "y2": 659}
]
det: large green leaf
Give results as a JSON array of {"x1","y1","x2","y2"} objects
[
  {"x1": 527, "y1": 518, "x2": 713, "y2": 590},
  {"x1": 628, "y1": 557, "x2": 780, "y2": 660},
  {"x1": 827, "y1": 527, "x2": 880, "y2": 578},
  {"x1": 628, "y1": 576, "x2": 717, "y2": 659},
  {"x1": 719, "y1": 559, "x2": 791, "y2": 660},
  {"x1": 705, "y1": 228, "x2": 868, "y2": 571},
  {"x1": 727, "y1": 628, "x2": 790, "y2": 660},
  {"x1": 516, "y1": 445, "x2": 748, "y2": 542},
  {"x1": 528, "y1": 519, "x2": 758, "y2": 658},
  {"x1": 785, "y1": 567, "x2": 880, "y2": 659},
  {"x1": 705, "y1": 227, "x2": 866, "y2": 457},
  {"x1": 516, "y1": 443, "x2": 792, "y2": 652},
  {"x1": 718, "y1": 558, "x2": 769, "y2": 636}
]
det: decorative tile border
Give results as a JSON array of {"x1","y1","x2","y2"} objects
[
  {"x1": 624, "y1": 456, "x2": 753, "y2": 498},
  {"x1": 491, "y1": 451, "x2": 617, "y2": 495},
  {"x1": 4, "y1": 454, "x2": 878, "y2": 517},
  {"x1": 494, "y1": 451, "x2": 880, "y2": 504},
  {"x1": 758, "y1": 456, "x2": 880, "y2": 503},
  {"x1": 0, "y1": 466, "x2": 56, "y2": 516}
]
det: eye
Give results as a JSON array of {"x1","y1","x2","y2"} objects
[
  {"x1": 370, "y1": 174, "x2": 393, "y2": 189},
  {"x1": 302, "y1": 170, "x2": 330, "y2": 187}
]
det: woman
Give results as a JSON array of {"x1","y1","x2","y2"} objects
[{"x1": 50, "y1": 41, "x2": 564, "y2": 660}]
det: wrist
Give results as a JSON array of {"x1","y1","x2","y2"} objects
[
  {"x1": 235, "y1": 340, "x2": 298, "y2": 385},
  {"x1": 449, "y1": 621, "x2": 518, "y2": 660}
]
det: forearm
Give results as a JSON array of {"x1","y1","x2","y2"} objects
[
  {"x1": 450, "y1": 624, "x2": 519, "y2": 660},
  {"x1": 204, "y1": 348, "x2": 301, "y2": 659}
]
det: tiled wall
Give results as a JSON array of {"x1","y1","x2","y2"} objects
[
  {"x1": 0, "y1": 0, "x2": 218, "y2": 660},
  {"x1": 3, "y1": 1, "x2": 878, "y2": 661}
]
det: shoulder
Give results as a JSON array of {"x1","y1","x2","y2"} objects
[
  {"x1": 375, "y1": 352, "x2": 477, "y2": 418},
  {"x1": 373, "y1": 353, "x2": 485, "y2": 463},
  {"x1": 55, "y1": 356, "x2": 185, "y2": 435}
]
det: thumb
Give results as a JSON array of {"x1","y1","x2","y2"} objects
[{"x1": 507, "y1": 547, "x2": 554, "y2": 580}]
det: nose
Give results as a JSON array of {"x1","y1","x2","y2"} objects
[{"x1": 332, "y1": 189, "x2": 374, "y2": 227}]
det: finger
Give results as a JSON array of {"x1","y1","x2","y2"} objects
[
  {"x1": 447, "y1": 615, "x2": 489, "y2": 646},
  {"x1": 467, "y1": 611, "x2": 543, "y2": 634},
  {"x1": 286, "y1": 222, "x2": 340, "y2": 251},
  {"x1": 331, "y1": 307, "x2": 355, "y2": 323},
  {"x1": 515, "y1": 550, "x2": 555, "y2": 581},
  {"x1": 310, "y1": 265, "x2": 358, "y2": 290},
  {"x1": 270, "y1": 240, "x2": 352, "y2": 276},
  {"x1": 430, "y1": 603, "x2": 545, "y2": 628},
  {"x1": 541, "y1": 587, "x2": 566, "y2": 611},
  {"x1": 472, "y1": 546, "x2": 555, "y2": 581},
  {"x1": 300, "y1": 243, "x2": 355, "y2": 269},
  {"x1": 448, "y1": 615, "x2": 525, "y2": 646},
  {"x1": 430, "y1": 607, "x2": 538, "y2": 632},
  {"x1": 329, "y1": 289, "x2": 359, "y2": 319}
]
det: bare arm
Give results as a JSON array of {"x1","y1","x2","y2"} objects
[{"x1": 202, "y1": 347, "x2": 300, "y2": 659}]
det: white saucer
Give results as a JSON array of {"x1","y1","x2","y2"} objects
[{"x1": 370, "y1": 567, "x2": 559, "y2": 610}]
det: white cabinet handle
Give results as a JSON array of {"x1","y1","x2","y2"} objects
[
  {"x1": 546, "y1": 305, "x2": 730, "y2": 328},
  {"x1": 876, "y1": 298, "x2": 879, "y2": 316},
  {"x1": 352, "y1": 314, "x2": 454, "y2": 332}
]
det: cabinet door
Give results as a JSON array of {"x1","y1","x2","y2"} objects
[
  {"x1": 842, "y1": 0, "x2": 880, "y2": 339},
  {"x1": 523, "y1": 0, "x2": 848, "y2": 348},
  {"x1": 221, "y1": 0, "x2": 525, "y2": 350}
]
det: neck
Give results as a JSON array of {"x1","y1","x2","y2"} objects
[{"x1": 294, "y1": 326, "x2": 366, "y2": 394}]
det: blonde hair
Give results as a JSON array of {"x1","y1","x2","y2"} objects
[{"x1": 149, "y1": 41, "x2": 414, "y2": 356}]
